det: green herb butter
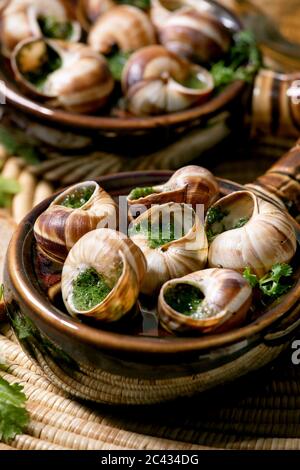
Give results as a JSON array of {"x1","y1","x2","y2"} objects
[
  {"x1": 72, "y1": 268, "x2": 112, "y2": 311},
  {"x1": 60, "y1": 186, "x2": 95, "y2": 209}
]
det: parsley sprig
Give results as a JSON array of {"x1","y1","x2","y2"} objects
[
  {"x1": 211, "y1": 30, "x2": 262, "y2": 89},
  {"x1": 243, "y1": 263, "x2": 293, "y2": 299},
  {"x1": 0, "y1": 176, "x2": 20, "y2": 208},
  {"x1": 0, "y1": 377, "x2": 29, "y2": 442}
]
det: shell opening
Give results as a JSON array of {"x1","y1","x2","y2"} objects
[
  {"x1": 55, "y1": 183, "x2": 97, "y2": 209},
  {"x1": 178, "y1": 70, "x2": 209, "y2": 90},
  {"x1": 131, "y1": 204, "x2": 195, "y2": 249},
  {"x1": 16, "y1": 40, "x2": 62, "y2": 91},
  {"x1": 164, "y1": 282, "x2": 216, "y2": 319},
  {"x1": 128, "y1": 186, "x2": 157, "y2": 201},
  {"x1": 37, "y1": 16, "x2": 74, "y2": 40},
  {"x1": 206, "y1": 193, "x2": 254, "y2": 242},
  {"x1": 70, "y1": 261, "x2": 123, "y2": 312}
]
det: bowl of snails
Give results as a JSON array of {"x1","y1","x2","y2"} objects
[
  {"x1": 0, "y1": 0, "x2": 260, "y2": 146},
  {"x1": 3, "y1": 141, "x2": 300, "y2": 405}
]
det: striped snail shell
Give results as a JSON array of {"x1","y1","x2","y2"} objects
[
  {"x1": 129, "y1": 202, "x2": 208, "y2": 295},
  {"x1": 252, "y1": 69, "x2": 300, "y2": 138},
  {"x1": 150, "y1": 0, "x2": 232, "y2": 63},
  {"x1": 62, "y1": 228, "x2": 147, "y2": 322},
  {"x1": 127, "y1": 165, "x2": 219, "y2": 211},
  {"x1": 77, "y1": 0, "x2": 116, "y2": 30},
  {"x1": 122, "y1": 45, "x2": 214, "y2": 115},
  {"x1": 158, "y1": 268, "x2": 252, "y2": 335},
  {"x1": 88, "y1": 5, "x2": 156, "y2": 55},
  {"x1": 206, "y1": 190, "x2": 297, "y2": 277},
  {"x1": 34, "y1": 181, "x2": 118, "y2": 262},
  {"x1": 11, "y1": 38, "x2": 114, "y2": 113},
  {"x1": 0, "y1": 0, "x2": 81, "y2": 57}
]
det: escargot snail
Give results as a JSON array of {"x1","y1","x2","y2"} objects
[
  {"x1": 206, "y1": 190, "x2": 297, "y2": 277},
  {"x1": 122, "y1": 45, "x2": 214, "y2": 115},
  {"x1": 88, "y1": 5, "x2": 156, "y2": 55},
  {"x1": 62, "y1": 228, "x2": 147, "y2": 321},
  {"x1": 158, "y1": 268, "x2": 253, "y2": 335},
  {"x1": 34, "y1": 181, "x2": 118, "y2": 262},
  {"x1": 129, "y1": 202, "x2": 208, "y2": 294},
  {"x1": 150, "y1": 0, "x2": 232, "y2": 63},
  {"x1": 127, "y1": 165, "x2": 219, "y2": 212},
  {"x1": 11, "y1": 38, "x2": 114, "y2": 113},
  {"x1": 77, "y1": 0, "x2": 116, "y2": 30},
  {"x1": 0, "y1": 0, "x2": 81, "y2": 57}
]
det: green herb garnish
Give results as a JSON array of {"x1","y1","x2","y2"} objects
[
  {"x1": 107, "y1": 50, "x2": 131, "y2": 81},
  {"x1": 72, "y1": 268, "x2": 113, "y2": 311},
  {"x1": 0, "y1": 284, "x2": 4, "y2": 302},
  {"x1": 0, "y1": 377, "x2": 29, "y2": 442},
  {"x1": 18, "y1": 41, "x2": 62, "y2": 91},
  {"x1": 128, "y1": 186, "x2": 156, "y2": 200},
  {"x1": 60, "y1": 186, "x2": 95, "y2": 209},
  {"x1": 0, "y1": 176, "x2": 21, "y2": 208},
  {"x1": 233, "y1": 217, "x2": 249, "y2": 229},
  {"x1": 211, "y1": 30, "x2": 262, "y2": 89},
  {"x1": 206, "y1": 206, "x2": 228, "y2": 225},
  {"x1": 181, "y1": 73, "x2": 206, "y2": 90},
  {"x1": 0, "y1": 127, "x2": 41, "y2": 165},
  {"x1": 38, "y1": 16, "x2": 73, "y2": 40},
  {"x1": 164, "y1": 284, "x2": 204, "y2": 316},
  {"x1": 243, "y1": 263, "x2": 293, "y2": 299},
  {"x1": 206, "y1": 206, "x2": 228, "y2": 242}
]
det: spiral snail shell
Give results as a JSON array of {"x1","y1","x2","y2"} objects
[
  {"x1": 252, "y1": 70, "x2": 300, "y2": 138},
  {"x1": 127, "y1": 165, "x2": 219, "y2": 212},
  {"x1": 11, "y1": 38, "x2": 114, "y2": 113},
  {"x1": 34, "y1": 181, "x2": 118, "y2": 263},
  {"x1": 0, "y1": 0, "x2": 81, "y2": 57},
  {"x1": 129, "y1": 202, "x2": 208, "y2": 294},
  {"x1": 77, "y1": 0, "x2": 115, "y2": 30},
  {"x1": 88, "y1": 5, "x2": 156, "y2": 55},
  {"x1": 62, "y1": 228, "x2": 147, "y2": 321},
  {"x1": 158, "y1": 268, "x2": 252, "y2": 335},
  {"x1": 150, "y1": 0, "x2": 232, "y2": 63},
  {"x1": 122, "y1": 45, "x2": 214, "y2": 115},
  {"x1": 206, "y1": 191, "x2": 297, "y2": 277}
]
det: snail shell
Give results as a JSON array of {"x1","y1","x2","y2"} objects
[
  {"x1": 129, "y1": 202, "x2": 208, "y2": 294},
  {"x1": 0, "y1": 0, "x2": 81, "y2": 57},
  {"x1": 206, "y1": 191, "x2": 297, "y2": 277},
  {"x1": 62, "y1": 228, "x2": 147, "y2": 321},
  {"x1": 252, "y1": 70, "x2": 300, "y2": 138},
  {"x1": 122, "y1": 45, "x2": 214, "y2": 115},
  {"x1": 158, "y1": 268, "x2": 252, "y2": 335},
  {"x1": 150, "y1": 0, "x2": 232, "y2": 63},
  {"x1": 11, "y1": 38, "x2": 114, "y2": 113},
  {"x1": 34, "y1": 181, "x2": 118, "y2": 262},
  {"x1": 127, "y1": 165, "x2": 219, "y2": 211},
  {"x1": 88, "y1": 5, "x2": 156, "y2": 55},
  {"x1": 77, "y1": 0, "x2": 116, "y2": 30}
]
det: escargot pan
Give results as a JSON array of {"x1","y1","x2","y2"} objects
[{"x1": 3, "y1": 141, "x2": 300, "y2": 405}]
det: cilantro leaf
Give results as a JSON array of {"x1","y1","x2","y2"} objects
[
  {"x1": 107, "y1": 50, "x2": 131, "y2": 81},
  {"x1": 243, "y1": 267, "x2": 258, "y2": 288},
  {"x1": 0, "y1": 126, "x2": 41, "y2": 165},
  {"x1": 211, "y1": 30, "x2": 262, "y2": 89},
  {"x1": 243, "y1": 263, "x2": 293, "y2": 299},
  {"x1": 0, "y1": 176, "x2": 21, "y2": 208},
  {"x1": 0, "y1": 377, "x2": 29, "y2": 442}
]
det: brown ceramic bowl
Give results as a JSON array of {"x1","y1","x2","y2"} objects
[
  {"x1": 0, "y1": 0, "x2": 247, "y2": 151},
  {"x1": 3, "y1": 148, "x2": 300, "y2": 405}
]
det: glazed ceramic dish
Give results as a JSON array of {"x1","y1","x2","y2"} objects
[
  {"x1": 0, "y1": 0, "x2": 251, "y2": 141},
  {"x1": 4, "y1": 142, "x2": 300, "y2": 405}
]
